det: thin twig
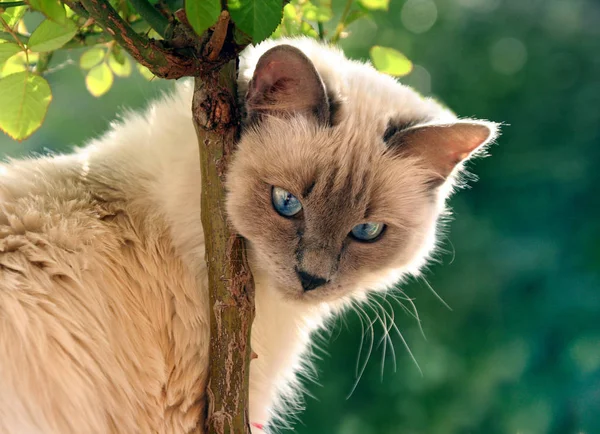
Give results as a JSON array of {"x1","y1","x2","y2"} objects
[
  {"x1": 0, "y1": 31, "x2": 27, "y2": 45},
  {"x1": 62, "y1": 0, "x2": 89, "y2": 17},
  {"x1": 317, "y1": 21, "x2": 325, "y2": 40},
  {"x1": 78, "y1": 0, "x2": 198, "y2": 78},
  {"x1": 128, "y1": 0, "x2": 169, "y2": 38},
  {"x1": 204, "y1": 10, "x2": 230, "y2": 61},
  {"x1": 331, "y1": 0, "x2": 353, "y2": 43},
  {"x1": 0, "y1": 1, "x2": 26, "y2": 9},
  {"x1": 0, "y1": 14, "x2": 26, "y2": 51},
  {"x1": 0, "y1": 20, "x2": 150, "y2": 50}
]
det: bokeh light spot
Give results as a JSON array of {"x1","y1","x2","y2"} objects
[
  {"x1": 403, "y1": 64, "x2": 432, "y2": 95},
  {"x1": 401, "y1": 0, "x2": 438, "y2": 34},
  {"x1": 489, "y1": 37, "x2": 528, "y2": 75}
]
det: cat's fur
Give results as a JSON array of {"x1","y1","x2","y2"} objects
[{"x1": 0, "y1": 38, "x2": 498, "y2": 433}]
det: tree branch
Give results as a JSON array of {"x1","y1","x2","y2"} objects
[
  {"x1": 0, "y1": 20, "x2": 149, "y2": 50},
  {"x1": 192, "y1": 63, "x2": 255, "y2": 434},
  {"x1": 78, "y1": 0, "x2": 203, "y2": 78},
  {"x1": 0, "y1": 1, "x2": 26, "y2": 9},
  {"x1": 128, "y1": 0, "x2": 169, "y2": 38},
  {"x1": 62, "y1": 0, "x2": 89, "y2": 17},
  {"x1": 204, "y1": 10, "x2": 229, "y2": 61}
]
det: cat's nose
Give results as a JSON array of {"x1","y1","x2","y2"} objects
[{"x1": 296, "y1": 269, "x2": 328, "y2": 292}]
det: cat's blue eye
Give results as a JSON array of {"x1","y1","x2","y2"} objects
[
  {"x1": 272, "y1": 186, "x2": 302, "y2": 217},
  {"x1": 351, "y1": 222, "x2": 385, "y2": 242}
]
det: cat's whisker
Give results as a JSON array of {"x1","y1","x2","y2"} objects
[
  {"x1": 373, "y1": 295, "x2": 397, "y2": 377},
  {"x1": 350, "y1": 300, "x2": 373, "y2": 378},
  {"x1": 401, "y1": 294, "x2": 426, "y2": 340},
  {"x1": 385, "y1": 291, "x2": 426, "y2": 340},
  {"x1": 346, "y1": 301, "x2": 376, "y2": 399},
  {"x1": 418, "y1": 275, "x2": 452, "y2": 311},
  {"x1": 374, "y1": 294, "x2": 399, "y2": 373},
  {"x1": 389, "y1": 315, "x2": 423, "y2": 376}
]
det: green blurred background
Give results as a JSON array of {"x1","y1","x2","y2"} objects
[{"x1": 1, "y1": 0, "x2": 599, "y2": 432}]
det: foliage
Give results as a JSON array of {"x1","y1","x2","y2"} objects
[{"x1": 0, "y1": 0, "x2": 411, "y2": 140}]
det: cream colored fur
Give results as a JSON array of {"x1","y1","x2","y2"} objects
[{"x1": 0, "y1": 38, "x2": 497, "y2": 433}]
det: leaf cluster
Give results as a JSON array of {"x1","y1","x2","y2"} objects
[{"x1": 0, "y1": 0, "x2": 412, "y2": 141}]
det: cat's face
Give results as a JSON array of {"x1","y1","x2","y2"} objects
[
  {"x1": 226, "y1": 43, "x2": 497, "y2": 304},
  {"x1": 227, "y1": 118, "x2": 438, "y2": 303}
]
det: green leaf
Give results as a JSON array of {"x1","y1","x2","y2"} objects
[
  {"x1": 0, "y1": 71, "x2": 52, "y2": 140},
  {"x1": 228, "y1": 0, "x2": 283, "y2": 43},
  {"x1": 79, "y1": 47, "x2": 105, "y2": 70},
  {"x1": 1, "y1": 51, "x2": 38, "y2": 78},
  {"x1": 302, "y1": 1, "x2": 332, "y2": 22},
  {"x1": 136, "y1": 63, "x2": 154, "y2": 81},
  {"x1": 1, "y1": 5, "x2": 27, "y2": 28},
  {"x1": 300, "y1": 21, "x2": 318, "y2": 38},
  {"x1": 369, "y1": 46, "x2": 413, "y2": 77},
  {"x1": 185, "y1": 0, "x2": 220, "y2": 36},
  {"x1": 345, "y1": 9, "x2": 368, "y2": 27},
  {"x1": 85, "y1": 62, "x2": 113, "y2": 97},
  {"x1": 28, "y1": 19, "x2": 78, "y2": 52},
  {"x1": 27, "y1": 0, "x2": 67, "y2": 24},
  {"x1": 0, "y1": 42, "x2": 21, "y2": 68},
  {"x1": 359, "y1": 0, "x2": 389, "y2": 10},
  {"x1": 112, "y1": 45, "x2": 126, "y2": 65},
  {"x1": 108, "y1": 53, "x2": 131, "y2": 77}
]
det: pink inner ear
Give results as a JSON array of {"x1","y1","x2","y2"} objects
[
  {"x1": 245, "y1": 45, "x2": 329, "y2": 121},
  {"x1": 252, "y1": 60, "x2": 292, "y2": 95},
  {"x1": 401, "y1": 122, "x2": 494, "y2": 178},
  {"x1": 447, "y1": 124, "x2": 492, "y2": 164}
]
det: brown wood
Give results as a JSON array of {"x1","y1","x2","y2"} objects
[{"x1": 192, "y1": 63, "x2": 255, "y2": 434}]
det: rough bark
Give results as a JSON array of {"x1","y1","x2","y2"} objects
[
  {"x1": 72, "y1": 2, "x2": 255, "y2": 432},
  {"x1": 192, "y1": 63, "x2": 255, "y2": 434},
  {"x1": 78, "y1": 0, "x2": 241, "y2": 79}
]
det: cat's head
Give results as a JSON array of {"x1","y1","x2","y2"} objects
[{"x1": 226, "y1": 42, "x2": 498, "y2": 304}]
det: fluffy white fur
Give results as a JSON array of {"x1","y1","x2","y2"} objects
[{"x1": 0, "y1": 38, "x2": 497, "y2": 433}]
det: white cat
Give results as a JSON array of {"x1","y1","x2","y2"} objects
[{"x1": 0, "y1": 38, "x2": 498, "y2": 433}]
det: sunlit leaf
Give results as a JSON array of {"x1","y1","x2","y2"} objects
[
  {"x1": 369, "y1": 46, "x2": 413, "y2": 77},
  {"x1": 28, "y1": 0, "x2": 67, "y2": 24},
  {"x1": 136, "y1": 63, "x2": 154, "y2": 81},
  {"x1": 0, "y1": 71, "x2": 52, "y2": 140},
  {"x1": 302, "y1": 2, "x2": 318, "y2": 20},
  {"x1": 85, "y1": 62, "x2": 113, "y2": 97},
  {"x1": 1, "y1": 5, "x2": 27, "y2": 28},
  {"x1": 228, "y1": 0, "x2": 283, "y2": 43},
  {"x1": 108, "y1": 53, "x2": 131, "y2": 77},
  {"x1": 0, "y1": 42, "x2": 21, "y2": 68},
  {"x1": 0, "y1": 51, "x2": 38, "y2": 77},
  {"x1": 280, "y1": 3, "x2": 298, "y2": 35},
  {"x1": 28, "y1": 19, "x2": 78, "y2": 52},
  {"x1": 300, "y1": 21, "x2": 318, "y2": 38},
  {"x1": 283, "y1": 2, "x2": 297, "y2": 20},
  {"x1": 302, "y1": 2, "x2": 332, "y2": 22},
  {"x1": 185, "y1": 0, "x2": 220, "y2": 36},
  {"x1": 359, "y1": 0, "x2": 389, "y2": 10},
  {"x1": 79, "y1": 47, "x2": 105, "y2": 69}
]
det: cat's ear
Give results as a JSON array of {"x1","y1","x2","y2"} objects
[
  {"x1": 387, "y1": 120, "x2": 499, "y2": 181},
  {"x1": 246, "y1": 45, "x2": 330, "y2": 124}
]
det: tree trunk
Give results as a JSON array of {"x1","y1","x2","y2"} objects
[{"x1": 192, "y1": 61, "x2": 256, "y2": 434}]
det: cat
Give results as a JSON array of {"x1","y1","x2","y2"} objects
[{"x1": 0, "y1": 37, "x2": 498, "y2": 433}]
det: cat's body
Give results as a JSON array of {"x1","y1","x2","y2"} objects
[{"x1": 0, "y1": 38, "x2": 497, "y2": 433}]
